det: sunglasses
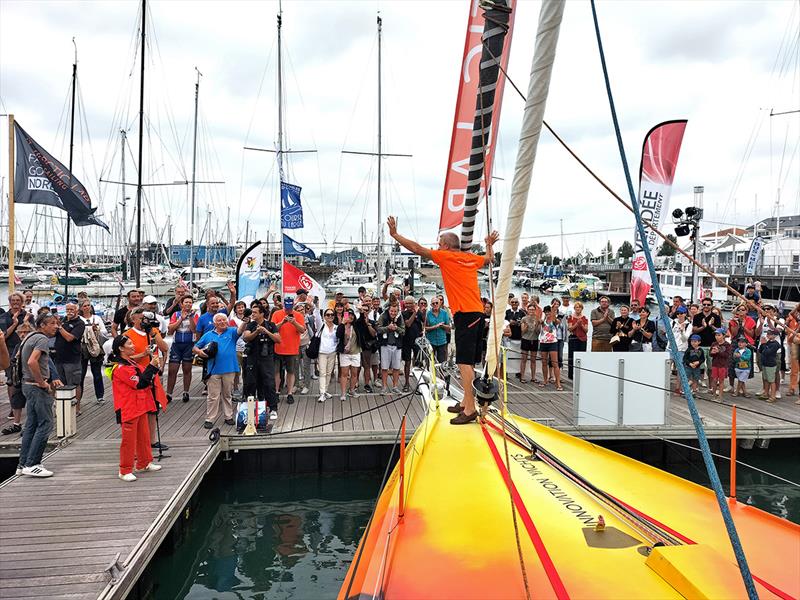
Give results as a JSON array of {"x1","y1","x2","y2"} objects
[{"x1": 324, "y1": 312, "x2": 334, "y2": 317}]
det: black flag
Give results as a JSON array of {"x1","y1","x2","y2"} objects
[{"x1": 13, "y1": 122, "x2": 109, "y2": 231}]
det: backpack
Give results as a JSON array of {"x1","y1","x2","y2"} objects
[
  {"x1": 81, "y1": 321, "x2": 103, "y2": 359},
  {"x1": 10, "y1": 333, "x2": 47, "y2": 388}
]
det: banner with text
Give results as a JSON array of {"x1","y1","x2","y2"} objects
[
  {"x1": 14, "y1": 122, "x2": 109, "y2": 231},
  {"x1": 235, "y1": 241, "x2": 264, "y2": 305},
  {"x1": 282, "y1": 233, "x2": 316, "y2": 260},
  {"x1": 283, "y1": 261, "x2": 326, "y2": 306},
  {"x1": 280, "y1": 181, "x2": 304, "y2": 229},
  {"x1": 438, "y1": 0, "x2": 515, "y2": 239},
  {"x1": 745, "y1": 236, "x2": 764, "y2": 275},
  {"x1": 630, "y1": 120, "x2": 688, "y2": 305}
]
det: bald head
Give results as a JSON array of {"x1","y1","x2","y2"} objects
[{"x1": 438, "y1": 232, "x2": 459, "y2": 250}]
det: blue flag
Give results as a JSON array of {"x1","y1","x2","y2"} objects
[
  {"x1": 283, "y1": 234, "x2": 316, "y2": 260},
  {"x1": 280, "y1": 181, "x2": 304, "y2": 229}
]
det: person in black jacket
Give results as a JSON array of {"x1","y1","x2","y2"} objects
[{"x1": 336, "y1": 309, "x2": 372, "y2": 399}]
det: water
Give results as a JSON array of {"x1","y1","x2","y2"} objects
[
  {"x1": 151, "y1": 473, "x2": 381, "y2": 600},
  {"x1": 152, "y1": 444, "x2": 797, "y2": 600}
]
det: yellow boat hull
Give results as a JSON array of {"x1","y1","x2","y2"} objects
[{"x1": 339, "y1": 398, "x2": 800, "y2": 599}]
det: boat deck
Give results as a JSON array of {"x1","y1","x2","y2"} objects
[{"x1": 0, "y1": 368, "x2": 797, "y2": 599}]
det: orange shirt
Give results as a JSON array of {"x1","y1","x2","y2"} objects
[
  {"x1": 271, "y1": 309, "x2": 306, "y2": 356},
  {"x1": 124, "y1": 328, "x2": 152, "y2": 369},
  {"x1": 430, "y1": 249, "x2": 485, "y2": 314}
]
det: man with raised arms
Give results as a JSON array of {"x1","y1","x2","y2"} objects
[{"x1": 387, "y1": 216, "x2": 499, "y2": 425}]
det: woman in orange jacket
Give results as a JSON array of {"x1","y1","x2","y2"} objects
[{"x1": 109, "y1": 335, "x2": 164, "y2": 482}]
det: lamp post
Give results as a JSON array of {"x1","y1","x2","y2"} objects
[{"x1": 672, "y1": 186, "x2": 705, "y2": 302}]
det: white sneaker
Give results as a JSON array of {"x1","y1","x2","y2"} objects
[
  {"x1": 300, "y1": 386, "x2": 309, "y2": 394},
  {"x1": 22, "y1": 465, "x2": 53, "y2": 478},
  {"x1": 136, "y1": 463, "x2": 162, "y2": 472},
  {"x1": 118, "y1": 472, "x2": 137, "y2": 482},
  {"x1": 348, "y1": 390, "x2": 360, "y2": 398},
  {"x1": 340, "y1": 394, "x2": 347, "y2": 402},
  {"x1": 374, "y1": 380, "x2": 383, "y2": 388},
  {"x1": 15, "y1": 466, "x2": 22, "y2": 476},
  {"x1": 776, "y1": 391, "x2": 782, "y2": 399},
  {"x1": 311, "y1": 374, "x2": 319, "y2": 380},
  {"x1": 723, "y1": 386, "x2": 732, "y2": 393},
  {"x1": 317, "y1": 394, "x2": 326, "y2": 403},
  {"x1": 269, "y1": 410, "x2": 278, "y2": 420},
  {"x1": 324, "y1": 391, "x2": 332, "y2": 399}
]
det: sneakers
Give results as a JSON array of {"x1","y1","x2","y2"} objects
[
  {"x1": 373, "y1": 380, "x2": 383, "y2": 389},
  {"x1": 287, "y1": 394, "x2": 295, "y2": 405},
  {"x1": 340, "y1": 394, "x2": 347, "y2": 402},
  {"x1": 311, "y1": 374, "x2": 319, "y2": 380},
  {"x1": 151, "y1": 442, "x2": 170, "y2": 451},
  {"x1": 119, "y1": 472, "x2": 137, "y2": 482},
  {"x1": 15, "y1": 466, "x2": 22, "y2": 476},
  {"x1": 135, "y1": 463, "x2": 163, "y2": 472},
  {"x1": 203, "y1": 420, "x2": 213, "y2": 429},
  {"x1": 97, "y1": 396, "x2": 105, "y2": 404},
  {"x1": 317, "y1": 394, "x2": 326, "y2": 403},
  {"x1": 402, "y1": 383, "x2": 410, "y2": 393},
  {"x1": 166, "y1": 393, "x2": 173, "y2": 404},
  {"x1": 324, "y1": 391, "x2": 332, "y2": 399},
  {"x1": 446, "y1": 404, "x2": 463, "y2": 414},
  {"x1": 392, "y1": 386, "x2": 402, "y2": 394},
  {"x1": 224, "y1": 418, "x2": 235, "y2": 426},
  {"x1": 22, "y1": 464, "x2": 54, "y2": 478},
  {"x1": 300, "y1": 386, "x2": 309, "y2": 394},
  {"x1": 269, "y1": 410, "x2": 278, "y2": 420},
  {"x1": 348, "y1": 389, "x2": 360, "y2": 398},
  {"x1": 2, "y1": 423, "x2": 22, "y2": 435},
  {"x1": 450, "y1": 411, "x2": 478, "y2": 425},
  {"x1": 182, "y1": 391, "x2": 190, "y2": 403},
  {"x1": 776, "y1": 391, "x2": 782, "y2": 399},
  {"x1": 364, "y1": 384, "x2": 373, "y2": 393}
]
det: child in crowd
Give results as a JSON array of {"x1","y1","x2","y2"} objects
[
  {"x1": 709, "y1": 328, "x2": 731, "y2": 398},
  {"x1": 683, "y1": 334, "x2": 705, "y2": 393},
  {"x1": 732, "y1": 336, "x2": 752, "y2": 398},
  {"x1": 758, "y1": 329, "x2": 782, "y2": 403}
]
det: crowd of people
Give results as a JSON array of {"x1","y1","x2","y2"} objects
[{"x1": 3, "y1": 266, "x2": 797, "y2": 479}]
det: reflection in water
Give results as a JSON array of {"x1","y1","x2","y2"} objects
[{"x1": 153, "y1": 474, "x2": 379, "y2": 600}]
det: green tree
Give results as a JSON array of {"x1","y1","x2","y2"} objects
[
  {"x1": 552, "y1": 256, "x2": 561, "y2": 265},
  {"x1": 657, "y1": 234, "x2": 677, "y2": 256},
  {"x1": 518, "y1": 243, "x2": 549, "y2": 263},
  {"x1": 602, "y1": 241, "x2": 613, "y2": 262},
  {"x1": 618, "y1": 240, "x2": 634, "y2": 259}
]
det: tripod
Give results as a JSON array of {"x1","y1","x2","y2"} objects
[{"x1": 153, "y1": 407, "x2": 170, "y2": 461}]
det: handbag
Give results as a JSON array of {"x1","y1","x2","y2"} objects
[
  {"x1": 306, "y1": 329, "x2": 322, "y2": 359},
  {"x1": 609, "y1": 334, "x2": 621, "y2": 346}
]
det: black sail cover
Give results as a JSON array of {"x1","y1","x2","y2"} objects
[
  {"x1": 460, "y1": 0, "x2": 513, "y2": 251},
  {"x1": 13, "y1": 122, "x2": 108, "y2": 230}
]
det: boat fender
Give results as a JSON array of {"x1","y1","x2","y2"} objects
[{"x1": 595, "y1": 515, "x2": 605, "y2": 532}]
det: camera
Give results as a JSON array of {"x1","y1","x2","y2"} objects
[
  {"x1": 141, "y1": 311, "x2": 159, "y2": 333},
  {"x1": 243, "y1": 307, "x2": 252, "y2": 318}
]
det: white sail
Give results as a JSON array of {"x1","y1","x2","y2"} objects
[{"x1": 486, "y1": 0, "x2": 566, "y2": 377}]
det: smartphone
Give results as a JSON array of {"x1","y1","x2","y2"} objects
[{"x1": 148, "y1": 344, "x2": 157, "y2": 354}]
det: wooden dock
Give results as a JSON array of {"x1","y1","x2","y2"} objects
[{"x1": 0, "y1": 367, "x2": 797, "y2": 599}]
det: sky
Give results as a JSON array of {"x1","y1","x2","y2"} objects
[{"x1": 0, "y1": 0, "x2": 798, "y2": 261}]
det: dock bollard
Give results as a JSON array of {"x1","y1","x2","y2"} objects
[{"x1": 54, "y1": 385, "x2": 78, "y2": 438}]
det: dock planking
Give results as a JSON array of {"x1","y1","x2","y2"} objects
[{"x1": 0, "y1": 366, "x2": 798, "y2": 599}]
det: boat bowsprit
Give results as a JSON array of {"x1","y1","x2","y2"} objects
[{"x1": 338, "y1": 371, "x2": 800, "y2": 600}]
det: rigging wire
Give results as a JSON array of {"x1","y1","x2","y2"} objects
[{"x1": 589, "y1": 2, "x2": 758, "y2": 596}]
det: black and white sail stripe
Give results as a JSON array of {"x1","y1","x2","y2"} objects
[{"x1": 460, "y1": 0, "x2": 513, "y2": 251}]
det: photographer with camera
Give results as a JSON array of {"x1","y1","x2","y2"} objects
[
  {"x1": 109, "y1": 335, "x2": 164, "y2": 482},
  {"x1": 53, "y1": 302, "x2": 86, "y2": 415},
  {"x1": 271, "y1": 297, "x2": 306, "y2": 405},
  {"x1": 125, "y1": 307, "x2": 169, "y2": 450},
  {"x1": 194, "y1": 313, "x2": 249, "y2": 429},
  {"x1": 167, "y1": 295, "x2": 198, "y2": 403},
  {"x1": 241, "y1": 304, "x2": 281, "y2": 421}
]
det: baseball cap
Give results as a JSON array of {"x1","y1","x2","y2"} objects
[
  {"x1": 676, "y1": 306, "x2": 688, "y2": 314},
  {"x1": 143, "y1": 295, "x2": 157, "y2": 304},
  {"x1": 767, "y1": 329, "x2": 778, "y2": 336},
  {"x1": 283, "y1": 296, "x2": 295, "y2": 309},
  {"x1": 690, "y1": 334, "x2": 701, "y2": 341},
  {"x1": 715, "y1": 328, "x2": 726, "y2": 335}
]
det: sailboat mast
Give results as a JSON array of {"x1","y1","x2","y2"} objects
[
  {"x1": 120, "y1": 129, "x2": 127, "y2": 279},
  {"x1": 376, "y1": 15, "x2": 383, "y2": 285},
  {"x1": 135, "y1": 0, "x2": 146, "y2": 287},
  {"x1": 189, "y1": 67, "x2": 200, "y2": 286},
  {"x1": 277, "y1": 3, "x2": 285, "y2": 291},
  {"x1": 65, "y1": 42, "x2": 77, "y2": 298},
  {"x1": 7, "y1": 114, "x2": 15, "y2": 293}
]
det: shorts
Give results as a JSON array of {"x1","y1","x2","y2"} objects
[
  {"x1": 734, "y1": 368, "x2": 750, "y2": 383},
  {"x1": 401, "y1": 343, "x2": 420, "y2": 362},
  {"x1": 711, "y1": 366, "x2": 727, "y2": 381},
  {"x1": 521, "y1": 338, "x2": 538, "y2": 353},
  {"x1": 685, "y1": 366, "x2": 703, "y2": 381},
  {"x1": 9, "y1": 388, "x2": 26, "y2": 410},
  {"x1": 453, "y1": 311, "x2": 484, "y2": 366},
  {"x1": 169, "y1": 341, "x2": 194, "y2": 363},
  {"x1": 431, "y1": 344, "x2": 448, "y2": 364},
  {"x1": 761, "y1": 365, "x2": 777, "y2": 383},
  {"x1": 56, "y1": 362, "x2": 83, "y2": 386},
  {"x1": 276, "y1": 354, "x2": 298, "y2": 376},
  {"x1": 539, "y1": 342, "x2": 558, "y2": 353},
  {"x1": 380, "y1": 346, "x2": 402, "y2": 371},
  {"x1": 339, "y1": 353, "x2": 361, "y2": 368}
]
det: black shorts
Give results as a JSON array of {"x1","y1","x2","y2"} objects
[
  {"x1": 401, "y1": 343, "x2": 419, "y2": 362},
  {"x1": 521, "y1": 338, "x2": 538, "y2": 352},
  {"x1": 454, "y1": 311, "x2": 484, "y2": 365}
]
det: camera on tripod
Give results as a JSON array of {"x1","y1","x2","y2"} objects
[{"x1": 141, "y1": 311, "x2": 159, "y2": 333}]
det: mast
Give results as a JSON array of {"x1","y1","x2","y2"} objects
[
  {"x1": 120, "y1": 129, "x2": 127, "y2": 279},
  {"x1": 189, "y1": 67, "x2": 201, "y2": 286},
  {"x1": 135, "y1": 0, "x2": 146, "y2": 287},
  {"x1": 65, "y1": 40, "x2": 77, "y2": 298},
  {"x1": 7, "y1": 115, "x2": 15, "y2": 293},
  {"x1": 277, "y1": 2, "x2": 285, "y2": 291},
  {"x1": 376, "y1": 14, "x2": 383, "y2": 284}
]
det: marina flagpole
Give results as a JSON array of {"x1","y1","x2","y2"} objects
[{"x1": 7, "y1": 114, "x2": 15, "y2": 293}]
